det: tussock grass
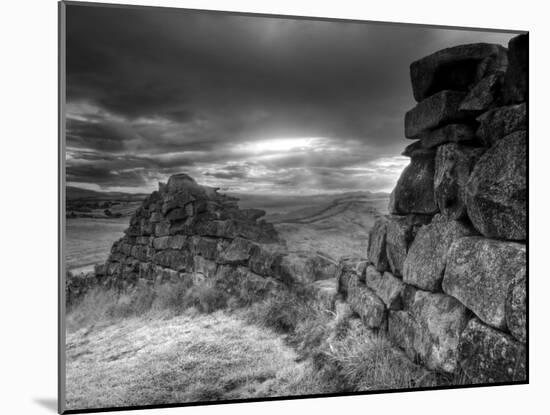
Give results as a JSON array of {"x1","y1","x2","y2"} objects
[
  {"x1": 65, "y1": 311, "x2": 317, "y2": 410},
  {"x1": 66, "y1": 277, "x2": 460, "y2": 410},
  {"x1": 66, "y1": 279, "x2": 229, "y2": 332}
]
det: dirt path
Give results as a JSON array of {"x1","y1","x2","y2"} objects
[{"x1": 65, "y1": 311, "x2": 317, "y2": 411}]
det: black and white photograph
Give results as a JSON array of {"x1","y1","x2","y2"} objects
[{"x1": 60, "y1": 1, "x2": 527, "y2": 412}]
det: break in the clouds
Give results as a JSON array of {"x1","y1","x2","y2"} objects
[{"x1": 65, "y1": 4, "x2": 516, "y2": 194}]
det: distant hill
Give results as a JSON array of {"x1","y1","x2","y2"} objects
[
  {"x1": 227, "y1": 190, "x2": 390, "y2": 214},
  {"x1": 66, "y1": 186, "x2": 147, "y2": 201}
]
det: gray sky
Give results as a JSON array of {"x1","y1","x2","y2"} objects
[{"x1": 65, "y1": 4, "x2": 516, "y2": 194}]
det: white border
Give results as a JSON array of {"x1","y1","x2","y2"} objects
[{"x1": 1, "y1": 1, "x2": 546, "y2": 414}]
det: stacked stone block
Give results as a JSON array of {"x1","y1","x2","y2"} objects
[
  {"x1": 90, "y1": 173, "x2": 337, "y2": 305},
  {"x1": 337, "y1": 35, "x2": 527, "y2": 383}
]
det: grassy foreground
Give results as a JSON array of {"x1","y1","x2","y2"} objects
[
  {"x1": 65, "y1": 281, "x2": 447, "y2": 410},
  {"x1": 66, "y1": 311, "x2": 320, "y2": 410}
]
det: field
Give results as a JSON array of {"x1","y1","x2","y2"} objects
[{"x1": 66, "y1": 218, "x2": 128, "y2": 273}]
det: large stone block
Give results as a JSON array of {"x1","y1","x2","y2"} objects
[
  {"x1": 389, "y1": 157, "x2": 438, "y2": 215},
  {"x1": 403, "y1": 215, "x2": 476, "y2": 291},
  {"x1": 476, "y1": 103, "x2": 526, "y2": 147},
  {"x1": 152, "y1": 249, "x2": 193, "y2": 272},
  {"x1": 217, "y1": 237, "x2": 256, "y2": 265},
  {"x1": 506, "y1": 276, "x2": 526, "y2": 343},
  {"x1": 459, "y1": 318, "x2": 526, "y2": 383},
  {"x1": 465, "y1": 131, "x2": 526, "y2": 240},
  {"x1": 434, "y1": 143, "x2": 485, "y2": 219},
  {"x1": 152, "y1": 235, "x2": 187, "y2": 250},
  {"x1": 385, "y1": 215, "x2": 431, "y2": 276},
  {"x1": 410, "y1": 43, "x2": 507, "y2": 102},
  {"x1": 367, "y1": 217, "x2": 389, "y2": 271},
  {"x1": 416, "y1": 124, "x2": 476, "y2": 149},
  {"x1": 459, "y1": 73, "x2": 503, "y2": 113},
  {"x1": 348, "y1": 282, "x2": 386, "y2": 329},
  {"x1": 190, "y1": 236, "x2": 222, "y2": 260},
  {"x1": 193, "y1": 255, "x2": 218, "y2": 279},
  {"x1": 335, "y1": 258, "x2": 361, "y2": 297},
  {"x1": 503, "y1": 34, "x2": 528, "y2": 104},
  {"x1": 443, "y1": 237, "x2": 526, "y2": 329},
  {"x1": 279, "y1": 252, "x2": 337, "y2": 284},
  {"x1": 405, "y1": 90, "x2": 469, "y2": 138},
  {"x1": 248, "y1": 245, "x2": 284, "y2": 278},
  {"x1": 389, "y1": 291, "x2": 470, "y2": 373},
  {"x1": 154, "y1": 221, "x2": 171, "y2": 237},
  {"x1": 365, "y1": 266, "x2": 405, "y2": 310}
]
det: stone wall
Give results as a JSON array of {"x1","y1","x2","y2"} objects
[
  {"x1": 336, "y1": 35, "x2": 527, "y2": 383},
  {"x1": 74, "y1": 173, "x2": 337, "y2": 305}
]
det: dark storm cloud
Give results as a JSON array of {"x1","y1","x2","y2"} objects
[{"x1": 65, "y1": 4, "x2": 516, "y2": 192}]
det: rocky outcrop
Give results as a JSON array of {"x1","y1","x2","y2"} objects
[{"x1": 339, "y1": 34, "x2": 527, "y2": 385}]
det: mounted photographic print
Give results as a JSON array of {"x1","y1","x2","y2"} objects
[{"x1": 59, "y1": 1, "x2": 528, "y2": 413}]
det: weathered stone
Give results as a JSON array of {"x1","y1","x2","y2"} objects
[
  {"x1": 367, "y1": 217, "x2": 389, "y2": 271},
  {"x1": 506, "y1": 276, "x2": 526, "y2": 343},
  {"x1": 166, "y1": 173, "x2": 203, "y2": 194},
  {"x1": 389, "y1": 291, "x2": 470, "y2": 373},
  {"x1": 154, "y1": 221, "x2": 171, "y2": 237},
  {"x1": 217, "y1": 237, "x2": 256, "y2": 265},
  {"x1": 248, "y1": 245, "x2": 284, "y2": 278},
  {"x1": 434, "y1": 143, "x2": 485, "y2": 219},
  {"x1": 459, "y1": 73, "x2": 503, "y2": 112},
  {"x1": 410, "y1": 43, "x2": 507, "y2": 102},
  {"x1": 443, "y1": 237, "x2": 526, "y2": 329},
  {"x1": 149, "y1": 211, "x2": 162, "y2": 223},
  {"x1": 279, "y1": 252, "x2": 337, "y2": 284},
  {"x1": 503, "y1": 34, "x2": 528, "y2": 104},
  {"x1": 465, "y1": 131, "x2": 526, "y2": 240},
  {"x1": 335, "y1": 259, "x2": 360, "y2": 297},
  {"x1": 403, "y1": 215, "x2": 476, "y2": 291},
  {"x1": 459, "y1": 318, "x2": 526, "y2": 383},
  {"x1": 189, "y1": 236, "x2": 221, "y2": 260},
  {"x1": 402, "y1": 140, "x2": 435, "y2": 159},
  {"x1": 152, "y1": 249, "x2": 193, "y2": 272},
  {"x1": 365, "y1": 266, "x2": 405, "y2": 310},
  {"x1": 405, "y1": 90, "x2": 469, "y2": 138},
  {"x1": 135, "y1": 236, "x2": 150, "y2": 246},
  {"x1": 193, "y1": 256, "x2": 218, "y2": 279},
  {"x1": 348, "y1": 282, "x2": 386, "y2": 329},
  {"x1": 476, "y1": 103, "x2": 527, "y2": 147},
  {"x1": 152, "y1": 235, "x2": 187, "y2": 251},
  {"x1": 417, "y1": 124, "x2": 477, "y2": 148},
  {"x1": 389, "y1": 157, "x2": 438, "y2": 215},
  {"x1": 385, "y1": 215, "x2": 431, "y2": 276},
  {"x1": 165, "y1": 207, "x2": 190, "y2": 221}
]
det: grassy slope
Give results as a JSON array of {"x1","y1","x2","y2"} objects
[
  {"x1": 66, "y1": 310, "x2": 320, "y2": 411},
  {"x1": 66, "y1": 217, "x2": 128, "y2": 272}
]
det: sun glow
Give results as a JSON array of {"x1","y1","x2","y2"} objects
[{"x1": 235, "y1": 137, "x2": 320, "y2": 155}]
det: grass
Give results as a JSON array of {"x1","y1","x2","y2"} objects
[
  {"x1": 66, "y1": 311, "x2": 322, "y2": 410},
  {"x1": 66, "y1": 276, "x2": 460, "y2": 410}
]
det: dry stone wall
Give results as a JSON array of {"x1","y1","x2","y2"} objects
[
  {"x1": 336, "y1": 34, "x2": 527, "y2": 384},
  {"x1": 72, "y1": 173, "x2": 337, "y2": 306}
]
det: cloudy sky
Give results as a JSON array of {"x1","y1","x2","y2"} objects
[{"x1": 65, "y1": 4, "x2": 516, "y2": 195}]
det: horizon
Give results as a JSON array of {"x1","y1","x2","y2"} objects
[{"x1": 65, "y1": 5, "x2": 516, "y2": 195}]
